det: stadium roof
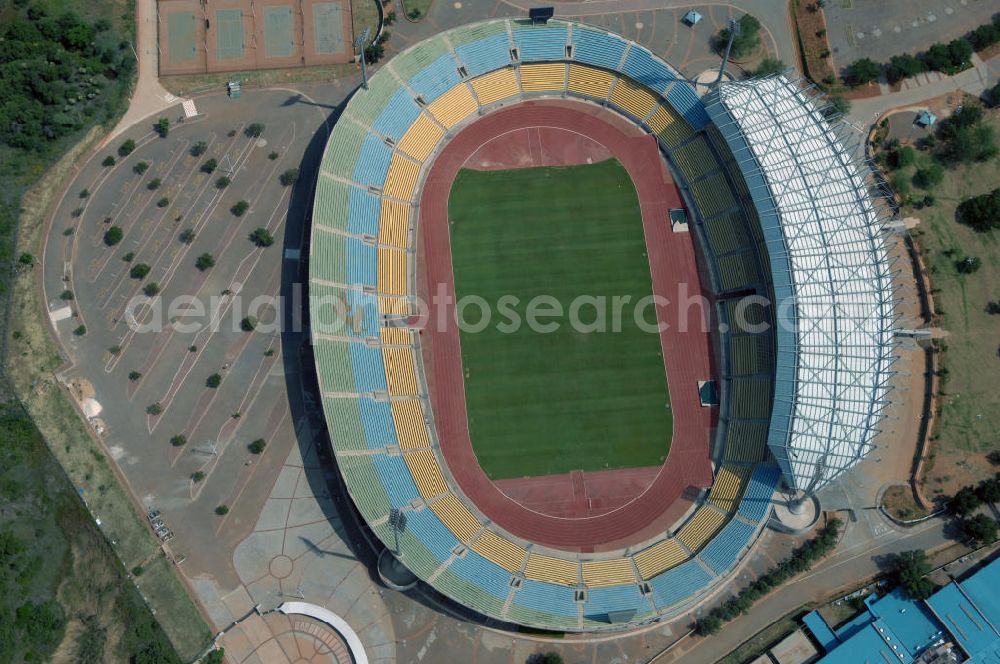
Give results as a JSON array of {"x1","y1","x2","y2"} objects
[{"x1": 704, "y1": 76, "x2": 897, "y2": 494}]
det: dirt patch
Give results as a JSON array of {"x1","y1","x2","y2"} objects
[
  {"x1": 881, "y1": 484, "x2": 930, "y2": 521},
  {"x1": 793, "y1": 0, "x2": 835, "y2": 84}
]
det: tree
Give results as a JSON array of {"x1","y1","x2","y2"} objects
[
  {"x1": 60, "y1": 290, "x2": 74, "y2": 300},
  {"x1": 215, "y1": 176, "x2": 231, "y2": 189},
  {"x1": 191, "y1": 471, "x2": 206, "y2": 483},
  {"x1": 73, "y1": 325, "x2": 87, "y2": 336},
  {"x1": 977, "y1": 478, "x2": 1000, "y2": 504},
  {"x1": 962, "y1": 514, "x2": 998, "y2": 545},
  {"x1": 18, "y1": 253, "x2": 35, "y2": 267},
  {"x1": 957, "y1": 188, "x2": 1000, "y2": 232},
  {"x1": 156, "y1": 197, "x2": 169, "y2": 208},
  {"x1": 118, "y1": 138, "x2": 136, "y2": 156},
  {"x1": 889, "y1": 146, "x2": 916, "y2": 169},
  {"x1": 206, "y1": 373, "x2": 222, "y2": 388},
  {"x1": 713, "y1": 13, "x2": 761, "y2": 59},
  {"x1": 885, "y1": 53, "x2": 926, "y2": 83},
  {"x1": 241, "y1": 316, "x2": 258, "y2": 332},
  {"x1": 142, "y1": 282, "x2": 160, "y2": 297},
  {"x1": 122, "y1": 252, "x2": 135, "y2": 262},
  {"x1": 249, "y1": 228, "x2": 274, "y2": 247},
  {"x1": 203, "y1": 648, "x2": 226, "y2": 664},
  {"x1": 201, "y1": 158, "x2": 218, "y2": 173},
  {"x1": 364, "y1": 42, "x2": 385, "y2": 64},
  {"x1": 949, "y1": 486, "x2": 982, "y2": 516},
  {"x1": 146, "y1": 177, "x2": 161, "y2": 190},
  {"x1": 128, "y1": 371, "x2": 142, "y2": 381},
  {"x1": 195, "y1": 253, "x2": 215, "y2": 271},
  {"x1": 154, "y1": 117, "x2": 169, "y2": 138},
  {"x1": 280, "y1": 168, "x2": 299, "y2": 186},
  {"x1": 957, "y1": 256, "x2": 982, "y2": 275},
  {"x1": 231, "y1": 200, "x2": 249, "y2": 216},
  {"x1": 102, "y1": 155, "x2": 116, "y2": 167},
  {"x1": 215, "y1": 505, "x2": 229, "y2": 515},
  {"x1": 245, "y1": 123, "x2": 265, "y2": 138},
  {"x1": 752, "y1": 57, "x2": 784, "y2": 77},
  {"x1": 170, "y1": 435, "x2": 187, "y2": 447},
  {"x1": 248, "y1": 439, "x2": 266, "y2": 454},
  {"x1": 695, "y1": 615, "x2": 722, "y2": 635},
  {"x1": 130, "y1": 263, "x2": 151, "y2": 279},
  {"x1": 103, "y1": 226, "x2": 123, "y2": 246},
  {"x1": 146, "y1": 402, "x2": 163, "y2": 416},
  {"x1": 890, "y1": 550, "x2": 936, "y2": 600},
  {"x1": 989, "y1": 82, "x2": 1000, "y2": 108},
  {"x1": 525, "y1": 654, "x2": 563, "y2": 664},
  {"x1": 179, "y1": 228, "x2": 196, "y2": 244},
  {"x1": 912, "y1": 164, "x2": 944, "y2": 189},
  {"x1": 846, "y1": 58, "x2": 881, "y2": 85},
  {"x1": 190, "y1": 141, "x2": 207, "y2": 157}
]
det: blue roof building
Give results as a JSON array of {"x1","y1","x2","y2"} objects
[
  {"x1": 683, "y1": 10, "x2": 703, "y2": 26},
  {"x1": 805, "y1": 556, "x2": 1000, "y2": 663}
]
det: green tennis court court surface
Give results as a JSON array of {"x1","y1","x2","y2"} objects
[
  {"x1": 265, "y1": 6, "x2": 294, "y2": 58},
  {"x1": 167, "y1": 12, "x2": 197, "y2": 63},
  {"x1": 448, "y1": 159, "x2": 672, "y2": 480},
  {"x1": 216, "y1": 9, "x2": 245, "y2": 60}
]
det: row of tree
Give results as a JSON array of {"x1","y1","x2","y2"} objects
[{"x1": 695, "y1": 519, "x2": 842, "y2": 635}]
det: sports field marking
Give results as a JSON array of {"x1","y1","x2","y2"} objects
[
  {"x1": 313, "y1": 3, "x2": 345, "y2": 55},
  {"x1": 167, "y1": 12, "x2": 197, "y2": 64},
  {"x1": 216, "y1": 9, "x2": 245, "y2": 61},
  {"x1": 264, "y1": 6, "x2": 294, "y2": 58},
  {"x1": 448, "y1": 158, "x2": 672, "y2": 480}
]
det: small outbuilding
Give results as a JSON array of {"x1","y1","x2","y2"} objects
[
  {"x1": 683, "y1": 10, "x2": 703, "y2": 26},
  {"x1": 915, "y1": 109, "x2": 937, "y2": 127}
]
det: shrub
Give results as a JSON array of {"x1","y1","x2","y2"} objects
[
  {"x1": 71, "y1": 207, "x2": 83, "y2": 218},
  {"x1": 146, "y1": 177, "x2": 161, "y2": 190},
  {"x1": 143, "y1": 282, "x2": 160, "y2": 297},
  {"x1": 60, "y1": 290, "x2": 74, "y2": 300},
  {"x1": 248, "y1": 439, "x2": 266, "y2": 454},
  {"x1": 170, "y1": 435, "x2": 187, "y2": 447},
  {"x1": 957, "y1": 187, "x2": 1000, "y2": 231},
  {"x1": 716, "y1": 13, "x2": 761, "y2": 59},
  {"x1": 249, "y1": 228, "x2": 274, "y2": 247},
  {"x1": 190, "y1": 141, "x2": 208, "y2": 157},
  {"x1": 957, "y1": 256, "x2": 982, "y2": 274},
  {"x1": 122, "y1": 252, "x2": 135, "y2": 262},
  {"x1": 102, "y1": 155, "x2": 115, "y2": 167},
  {"x1": 206, "y1": 373, "x2": 222, "y2": 388},
  {"x1": 407, "y1": 8, "x2": 421, "y2": 19},
  {"x1": 156, "y1": 197, "x2": 169, "y2": 208},
  {"x1": 245, "y1": 123, "x2": 265, "y2": 138},
  {"x1": 203, "y1": 648, "x2": 226, "y2": 664},
  {"x1": 215, "y1": 505, "x2": 229, "y2": 515},
  {"x1": 104, "y1": 226, "x2": 123, "y2": 246},
  {"x1": 155, "y1": 117, "x2": 169, "y2": 138},
  {"x1": 63, "y1": 227, "x2": 75, "y2": 236},
  {"x1": 188, "y1": 345, "x2": 197, "y2": 352},
  {"x1": 201, "y1": 158, "x2": 218, "y2": 173},
  {"x1": 962, "y1": 514, "x2": 998, "y2": 545},
  {"x1": 118, "y1": 138, "x2": 136, "y2": 156},
  {"x1": 231, "y1": 200, "x2": 249, "y2": 216},
  {"x1": 191, "y1": 471, "x2": 206, "y2": 483},
  {"x1": 385, "y1": 10, "x2": 396, "y2": 24},
  {"x1": 365, "y1": 42, "x2": 385, "y2": 63},
  {"x1": 753, "y1": 57, "x2": 784, "y2": 77},
  {"x1": 128, "y1": 371, "x2": 142, "y2": 381},
  {"x1": 846, "y1": 57, "x2": 881, "y2": 85},
  {"x1": 19, "y1": 253, "x2": 35, "y2": 267},
  {"x1": 889, "y1": 146, "x2": 915, "y2": 169},
  {"x1": 950, "y1": 486, "x2": 983, "y2": 515},
  {"x1": 132, "y1": 565, "x2": 144, "y2": 576},
  {"x1": 109, "y1": 345, "x2": 121, "y2": 355},
  {"x1": 279, "y1": 168, "x2": 299, "y2": 186},
  {"x1": 146, "y1": 402, "x2": 163, "y2": 416},
  {"x1": 179, "y1": 228, "x2": 196, "y2": 244},
  {"x1": 73, "y1": 325, "x2": 87, "y2": 336},
  {"x1": 241, "y1": 316, "x2": 258, "y2": 332},
  {"x1": 970, "y1": 23, "x2": 1000, "y2": 51},
  {"x1": 215, "y1": 176, "x2": 231, "y2": 189},
  {"x1": 912, "y1": 164, "x2": 944, "y2": 189},
  {"x1": 227, "y1": 129, "x2": 237, "y2": 137},
  {"x1": 886, "y1": 53, "x2": 926, "y2": 83},
  {"x1": 130, "y1": 263, "x2": 151, "y2": 279},
  {"x1": 195, "y1": 253, "x2": 215, "y2": 271},
  {"x1": 268, "y1": 151, "x2": 279, "y2": 160}
]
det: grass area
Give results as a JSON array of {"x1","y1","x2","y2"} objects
[
  {"x1": 792, "y1": 0, "x2": 836, "y2": 85},
  {"x1": 400, "y1": 0, "x2": 432, "y2": 21},
  {"x1": 886, "y1": 107, "x2": 1000, "y2": 499},
  {"x1": 161, "y1": 62, "x2": 358, "y2": 97},
  {"x1": 447, "y1": 159, "x2": 671, "y2": 479},
  {"x1": 0, "y1": 403, "x2": 180, "y2": 663},
  {"x1": 882, "y1": 484, "x2": 931, "y2": 521},
  {"x1": 350, "y1": 0, "x2": 380, "y2": 46},
  {"x1": 714, "y1": 612, "x2": 803, "y2": 664}
]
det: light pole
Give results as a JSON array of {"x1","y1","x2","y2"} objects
[
  {"x1": 389, "y1": 507, "x2": 407, "y2": 555},
  {"x1": 354, "y1": 28, "x2": 371, "y2": 90},
  {"x1": 715, "y1": 18, "x2": 741, "y2": 86}
]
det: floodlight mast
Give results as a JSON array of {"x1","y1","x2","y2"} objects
[
  {"x1": 714, "y1": 18, "x2": 741, "y2": 86},
  {"x1": 355, "y1": 28, "x2": 371, "y2": 90}
]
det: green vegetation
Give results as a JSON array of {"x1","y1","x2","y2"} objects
[
  {"x1": 268, "y1": 151, "x2": 279, "y2": 160},
  {"x1": 245, "y1": 123, "x2": 265, "y2": 138},
  {"x1": 146, "y1": 402, "x2": 163, "y2": 416},
  {"x1": 155, "y1": 117, "x2": 169, "y2": 138},
  {"x1": 73, "y1": 324, "x2": 87, "y2": 336},
  {"x1": 447, "y1": 160, "x2": 671, "y2": 479},
  {"x1": 60, "y1": 289, "x2": 74, "y2": 300},
  {"x1": 118, "y1": 138, "x2": 136, "y2": 156},
  {"x1": 142, "y1": 282, "x2": 160, "y2": 297},
  {"x1": 752, "y1": 57, "x2": 785, "y2": 77},
  {"x1": 888, "y1": 550, "x2": 936, "y2": 600},
  {"x1": 190, "y1": 141, "x2": 207, "y2": 157},
  {"x1": 147, "y1": 176, "x2": 161, "y2": 190},
  {"x1": 215, "y1": 176, "x2": 230, "y2": 189},
  {"x1": 104, "y1": 225, "x2": 123, "y2": 246},
  {"x1": 249, "y1": 228, "x2": 274, "y2": 247},
  {"x1": 240, "y1": 316, "x2": 258, "y2": 331},
  {"x1": 715, "y1": 13, "x2": 762, "y2": 60},
  {"x1": 846, "y1": 57, "x2": 881, "y2": 85},
  {"x1": 206, "y1": 373, "x2": 222, "y2": 388},
  {"x1": 179, "y1": 228, "x2": 196, "y2": 244},
  {"x1": 102, "y1": 155, "x2": 116, "y2": 167},
  {"x1": 191, "y1": 471, "x2": 205, "y2": 483},
  {"x1": 0, "y1": 404, "x2": 181, "y2": 663},
  {"x1": 214, "y1": 505, "x2": 229, "y2": 516},
  {"x1": 280, "y1": 167, "x2": 299, "y2": 186},
  {"x1": 170, "y1": 435, "x2": 187, "y2": 447},
  {"x1": 195, "y1": 253, "x2": 215, "y2": 271},
  {"x1": 201, "y1": 158, "x2": 218, "y2": 174},
  {"x1": 696, "y1": 519, "x2": 842, "y2": 635},
  {"x1": 133, "y1": 160, "x2": 148, "y2": 175},
  {"x1": 231, "y1": 200, "x2": 249, "y2": 216},
  {"x1": 130, "y1": 263, "x2": 151, "y2": 279},
  {"x1": 128, "y1": 370, "x2": 141, "y2": 381},
  {"x1": 956, "y1": 188, "x2": 1000, "y2": 231},
  {"x1": 248, "y1": 438, "x2": 266, "y2": 454},
  {"x1": 156, "y1": 197, "x2": 169, "y2": 208}
]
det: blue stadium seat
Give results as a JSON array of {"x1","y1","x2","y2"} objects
[
  {"x1": 456, "y1": 34, "x2": 512, "y2": 77},
  {"x1": 346, "y1": 289, "x2": 379, "y2": 337},
  {"x1": 372, "y1": 88, "x2": 424, "y2": 142},
  {"x1": 699, "y1": 519, "x2": 755, "y2": 575},
  {"x1": 353, "y1": 133, "x2": 394, "y2": 188},
  {"x1": 357, "y1": 397, "x2": 394, "y2": 449},
  {"x1": 345, "y1": 238, "x2": 377, "y2": 286},
  {"x1": 737, "y1": 465, "x2": 780, "y2": 524},
  {"x1": 512, "y1": 26, "x2": 568, "y2": 61},
  {"x1": 406, "y1": 506, "x2": 462, "y2": 562},
  {"x1": 349, "y1": 342, "x2": 388, "y2": 393},
  {"x1": 408, "y1": 54, "x2": 462, "y2": 103},
  {"x1": 648, "y1": 559, "x2": 713, "y2": 609},
  {"x1": 571, "y1": 28, "x2": 627, "y2": 70},
  {"x1": 667, "y1": 82, "x2": 710, "y2": 129},
  {"x1": 584, "y1": 584, "x2": 646, "y2": 620},
  {"x1": 450, "y1": 551, "x2": 511, "y2": 600},
  {"x1": 347, "y1": 186, "x2": 382, "y2": 237},
  {"x1": 515, "y1": 580, "x2": 579, "y2": 617},
  {"x1": 621, "y1": 44, "x2": 676, "y2": 92},
  {"x1": 372, "y1": 454, "x2": 421, "y2": 507}
]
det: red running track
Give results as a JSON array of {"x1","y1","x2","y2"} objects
[{"x1": 417, "y1": 100, "x2": 715, "y2": 552}]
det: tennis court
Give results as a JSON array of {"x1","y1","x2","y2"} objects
[
  {"x1": 216, "y1": 9, "x2": 245, "y2": 61},
  {"x1": 312, "y1": 3, "x2": 345, "y2": 55},
  {"x1": 264, "y1": 6, "x2": 294, "y2": 58},
  {"x1": 166, "y1": 11, "x2": 197, "y2": 64}
]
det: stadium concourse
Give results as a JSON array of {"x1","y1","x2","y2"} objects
[{"x1": 307, "y1": 18, "x2": 895, "y2": 631}]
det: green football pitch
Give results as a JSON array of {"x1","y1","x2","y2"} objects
[{"x1": 448, "y1": 159, "x2": 672, "y2": 480}]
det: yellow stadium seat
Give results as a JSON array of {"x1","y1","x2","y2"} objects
[
  {"x1": 391, "y1": 399, "x2": 430, "y2": 449},
  {"x1": 431, "y1": 493, "x2": 480, "y2": 541},
  {"x1": 471, "y1": 68, "x2": 520, "y2": 105},
  {"x1": 519, "y1": 63, "x2": 567, "y2": 92},
  {"x1": 471, "y1": 530, "x2": 527, "y2": 572},
  {"x1": 403, "y1": 450, "x2": 446, "y2": 498},
  {"x1": 633, "y1": 539, "x2": 688, "y2": 580},
  {"x1": 568, "y1": 64, "x2": 614, "y2": 99},
  {"x1": 677, "y1": 507, "x2": 727, "y2": 553},
  {"x1": 377, "y1": 246, "x2": 407, "y2": 295},
  {"x1": 709, "y1": 465, "x2": 751, "y2": 514},
  {"x1": 379, "y1": 198, "x2": 410, "y2": 249},
  {"x1": 383, "y1": 154, "x2": 421, "y2": 201},
  {"x1": 398, "y1": 114, "x2": 444, "y2": 161},
  {"x1": 525, "y1": 552, "x2": 579, "y2": 586},
  {"x1": 382, "y1": 346, "x2": 418, "y2": 395},
  {"x1": 428, "y1": 85, "x2": 478, "y2": 129},
  {"x1": 581, "y1": 559, "x2": 636, "y2": 588},
  {"x1": 610, "y1": 78, "x2": 658, "y2": 119}
]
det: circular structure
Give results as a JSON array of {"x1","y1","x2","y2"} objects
[{"x1": 309, "y1": 19, "x2": 893, "y2": 631}]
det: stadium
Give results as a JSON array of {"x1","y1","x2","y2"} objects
[{"x1": 308, "y1": 18, "x2": 897, "y2": 631}]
